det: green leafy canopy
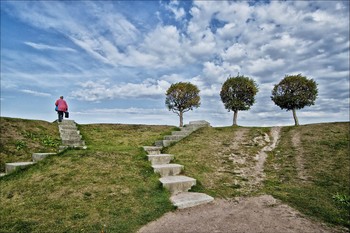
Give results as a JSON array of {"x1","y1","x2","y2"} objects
[
  {"x1": 220, "y1": 75, "x2": 259, "y2": 112},
  {"x1": 165, "y1": 82, "x2": 200, "y2": 115},
  {"x1": 271, "y1": 74, "x2": 318, "y2": 111}
]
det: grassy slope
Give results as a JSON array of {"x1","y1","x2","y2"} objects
[
  {"x1": 0, "y1": 119, "x2": 176, "y2": 233},
  {"x1": 0, "y1": 118, "x2": 349, "y2": 232},
  {"x1": 263, "y1": 123, "x2": 350, "y2": 228},
  {"x1": 0, "y1": 117, "x2": 61, "y2": 172}
]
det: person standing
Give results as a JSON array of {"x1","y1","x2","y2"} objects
[{"x1": 55, "y1": 96, "x2": 68, "y2": 122}]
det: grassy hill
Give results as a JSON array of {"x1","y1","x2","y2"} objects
[{"x1": 0, "y1": 117, "x2": 349, "y2": 232}]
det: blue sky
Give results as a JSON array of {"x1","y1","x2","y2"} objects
[{"x1": 1, "y1": 0, "x2": 349, "y2": 127}]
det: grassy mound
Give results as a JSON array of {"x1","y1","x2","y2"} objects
[{"x1": 0, "y1": 117, "x2": 349, "y2": 232}]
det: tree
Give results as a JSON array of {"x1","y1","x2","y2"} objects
[
  {"x1": 271, "y1": 74, "x2": 318, "y2": 126},
  {"x1": 165, "y1": 82, "x2": 200, "y2": 127},
  {"x1": 220, "y1": 75, "x2": 259, "y2": 126}
]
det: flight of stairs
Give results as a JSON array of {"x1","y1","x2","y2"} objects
[
  {"x1": 58, "y1": 120, "x2": 86, "y2": 151},
  {"x1": 143, "y1": 121, "x2": 214, "y2": 209}
]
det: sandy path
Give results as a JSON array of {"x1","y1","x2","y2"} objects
[{"x1": 138, "y1": 195, "x2": 343, "y2": 233}]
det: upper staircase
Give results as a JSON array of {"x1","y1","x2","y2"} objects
[{"x1": 58, "y1": 120, "x2": 86, "y2": 151}]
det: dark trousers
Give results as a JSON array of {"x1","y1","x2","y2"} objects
[{"x1": 58, "y1": 111, "x2": 64, "y2": 122}]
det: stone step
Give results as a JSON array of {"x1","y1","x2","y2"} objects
[
  {"x1": 59, "y1": 145, "x2": 87, "y2": 152},
  {"x1": 171, "y1": 131, "x2": 190, "y2": 136},
  {"x1": 147, "y1": 154, "x2": 174, "y2": 165},
  {"x1": 170, "y1": 192, "x2": 214, "y2": 209},
  {"x1": 59, "y1": 126, "x2": 78, "y2": 131},
  {"x1": 159, "y1": 175, "x2": 196, "y2": 194},
  {"x1": 60, "y1": 135, "x2": 82, "y2": 140},
  {"x1": 5, "y1": 162, "x2": 36, "y2": 173},
  {"x1": 154, "y1": 140, "x2": 163, "y2": 147},
  {"x1": 32, "y1": 153, "x2": 56, "y2": 162},
  {"x1": 164, "y1": 135, "x2": 185, "y2": 141},
  {"x1": 143, "y1": 146, "x2": 162, "y2": 155},
  {"x1": 62, "y1": 140, "x2": 85, "y2": 146},
  {"x1": 59, "y1": 130, "x2": 80, "y2": 135},
  {"x1": 162, "y1": 140, "x2": 178, "y2": 147},
  {"x1": 152, "y1": 164, "x2": 183, "y2": 177}
]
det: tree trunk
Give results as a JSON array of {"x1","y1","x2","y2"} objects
[
  {"x1": 233, "y1": 110, "x2": 238, "y2": 126},
  {"x1": 179, "y1": 111, "x2": 183, "y2": 127},
  {"x1": 292, "y1": 108, "x2": 299, "y2": 126}
]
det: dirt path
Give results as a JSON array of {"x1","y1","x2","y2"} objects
[
  {"x1": 138, "y1": 127, "x2": 345, "y2": 233},
  {"x1": 291, "y1": 131, "x2": 310, "y2": 182},
  {"x1": 138, "y1": 195, "x2": 343, "y2": 233}
]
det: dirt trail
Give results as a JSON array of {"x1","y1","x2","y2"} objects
[
  {"x1": 138, "y1": 127, "x2": 345, "y2": 233},
  {"x1": 138, "y1": 195, "x2": 342, "y2": 233},
  {"x1": 291, "y1": 131, "x2": 310, "y2": 182}
]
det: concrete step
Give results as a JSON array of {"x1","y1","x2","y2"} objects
[
  {"x1": 143, "y1": 146, "x2": 162, "y2": 155},
  {"x1": 170, "y1": 192, "x2": 214, "y2": 209},
  {"x1": 60, "y1": 135, "x2": 82, "y2": 141},
  {"x1": 147, "y1": 154, "x2": 174, "y2": 165},
  {"x1": 171, "y1": 131, "x2": 190, "y2": 136},
  {"x1": 163, "y1": 140, "x2": 178, "y2": 147},
  {"x1": 152, "y1": 164, "x2": 183, "y2": 177},
  {"x1": 155, "y1": 140, "x2": 164, "y2": 147},
  {"x1": 59, "y1": 145, "x2": 87, "y2": 152},
  {"x1": 164, "y1": 135, "x2": 185, "y2": 141},
  {"x1": 59, "y1": 126, "x2": 78, "y2": 131},
  {"x1": 159, "y1": 175, "x2": 196, "y2": 194},
  {"x1": 32, "y1": 153, "x2": 56, "y2": 162},
  {"x1": 5, "y1": 162, "x2": 36, "y2": 173},
  {"x1": 62, "y1": 140, "x2": 85, "y2": 146}
]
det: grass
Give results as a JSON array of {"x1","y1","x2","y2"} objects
[
  {"x1": 0, "y1": 119, "x2": 176, "y2": 232},
  {"x1": 0, "y1": 117, "x2": 349, "y2": 231},
  {"x1": 163, "y1": 126, "x2": 271, "y2": 197},
  {"x1": 263, "y1": 122, "x2": 350, "y2": 228},
  {"x1": 0, "y1": 117, "x2": 61, "y2": 172}
]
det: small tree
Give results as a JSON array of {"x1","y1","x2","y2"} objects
[
  {"x1": 220, "y1": 75, "x2": 259, "y2": 126},
  {"x1": 165, "y1": 82, "x2": 200, "y2": 127},
  {"x1": 271, "y1": 74, "x2": 318, "y2": 126}
]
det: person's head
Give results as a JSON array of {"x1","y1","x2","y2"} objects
[{"x1": 60, "y1": 96, "x2": 64, "y2": 99}]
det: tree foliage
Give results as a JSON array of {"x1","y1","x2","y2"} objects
[
  {"x1": 220, "y1": 75, "x2": 259, "y2": 126},
  {"x1": 271, "y1": 74, "x2": 318, "y2": 125},
  {"x1": 165, "y1": 82, "x2": 200, "y2": 127}
]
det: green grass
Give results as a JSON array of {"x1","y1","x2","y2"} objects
[
  {"x1": 0, "y1": 117, "x2": 61, "y2": 172},
  {"x1": 0, "y1": 120, "x2": 176, "y2": 233},
  {"x1": 1, "y1": 118, "x2": 349, "y2": 231},
  {"x1": 263, "y1": 122, "x2": 350, "y2": 228}
]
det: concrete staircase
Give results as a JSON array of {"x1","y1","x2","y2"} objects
[
  {"x1": 155, "y1": 120, "x2": 210, "y2": 147},
  {"x1": 143, "y1": 121, "x2": 214, "y2": 209},
  {"x1": 1, "y1": 120, "x2": 85, "y2": 177},
  {"x1": 1, "y1": 152, "x2": 56, "y2": 176},
  {"x1": 58, "y1": 120, "x2": 86, "y2": 151}
]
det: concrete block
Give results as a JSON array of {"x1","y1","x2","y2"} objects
[
  {"x1": 155, "y1": 140, "x2": 164, "y2": 147},
  {"x1": 159, "y1": 176, "x2": 196, "y2": 194},
  {"x1": 170, "y1": 192, "x2": 214, "y2": 209},
  {"x1": 164, "y1": 135, "x2": 185, "y2": 141},
  {"x1": 152, "y1": 164, "x2": 183, "y2": 177},
  {"x1": 171, "y1": 131, "x2": 190, "y2": 136},
  {"x1": 143, "y1": 146, "x2": 162, "y2": 155},
  {"x1": 162, "y1": 140, "x2": 177, "y2": 147},
  {"x1": 6, "y1": 162, "x2": 36, "y2": 174},
  {"x1": 147, "y1": 154, "x2": 174, "y2": 165},
  {"x1": 32, "y1": 153, "x2": 56, "y2": 162}
]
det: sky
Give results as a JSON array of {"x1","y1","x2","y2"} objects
[{"x1": 1, "y1": 0, "x2": 349, "y2": 127}]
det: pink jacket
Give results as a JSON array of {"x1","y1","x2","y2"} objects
[{"x1": 55, "y1": 99, "x2": 68, "y2": 112}]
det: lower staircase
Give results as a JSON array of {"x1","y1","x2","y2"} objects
[
  {"x1": 1, "y1": 152, "x2": 56, "y2": 176},
  {"x1": 1, "y1": 120, "x2": 85, "y2": 176},
  {"x1": 143, "y1": 121, "x2": 214, "y2": 209}
]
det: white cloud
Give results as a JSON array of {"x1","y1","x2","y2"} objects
[
  {"x1": 71, "y1": 79, "x2": 171, "y2": 101},
  {"x1": 24, "y1": 42, "x2": 76, "y2": 52},
  {"x1": 21, "y1": 89, "x2": 51, "y2": 97}
]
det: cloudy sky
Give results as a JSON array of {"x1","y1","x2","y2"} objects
[{"x1": 1, "y1": 0, "x2": 349, "y2": 127}]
